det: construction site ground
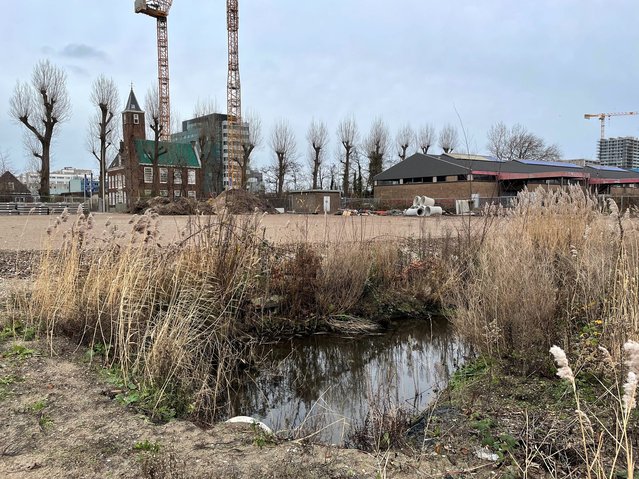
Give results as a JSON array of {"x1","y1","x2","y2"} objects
[{"x1": 0, "y1": 213, "x2": 473, "y2": 251}]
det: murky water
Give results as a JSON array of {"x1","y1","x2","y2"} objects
[{"x1": 230, "y1": 318, "x2": 464, "y2": 444}]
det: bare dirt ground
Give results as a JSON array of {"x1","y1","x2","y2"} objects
[
  {"x1": 0, "y1": 336, "x2": 489, "y2": 479},
  {"x1": 0, "y1": 213, "x2": 472, "y2": 251}
]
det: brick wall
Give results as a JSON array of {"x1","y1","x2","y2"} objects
[{"x1": 374, "y1": 181, "x2": 498, "y2": 204}]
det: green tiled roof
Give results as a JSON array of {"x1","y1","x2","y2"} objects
[{"x1": 134, "y1": 139, "x2": 200, "y2": 168}]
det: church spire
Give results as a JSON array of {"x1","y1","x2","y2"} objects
[{"x1": 124, "y1": 87, "x2": 142, "y2": 112}]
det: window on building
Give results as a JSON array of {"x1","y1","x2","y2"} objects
[
  {"x1": 144, "y1": 189, "x2": 152, "y2": 197},
  {"x1": 436, "y1": 176, "x2": 446, "y2": 183},
  {"x1": 187, "y1": 169, "x2": 196, "y2": 185},
  {"x1": 116, "y1": 191, "x2": 123, "y2": 204},
  {"x1": 133, "y1": 114, "x2": 140, "y2": 125},
  {"x1": 144, "y1": 167, "x2": 153, "y2": 183},
  {"x1": 174, "y1": 190, "x2": 181, "y2": 197},
  {"x1": 160, "y1": 190, "x2": 168, "y2": 197},
  {"x1": 160, "y1": 168, "x2": 168, "y2": 184},
  {"x1": 174, "y1": 170, "x2": 182, "y2": 184},
  {"x1": 187, "y1": 190, "x2": 196, "y2": 199},
  {"x1": 7, "y1": 182, "x2": 14, "y2": 191}
]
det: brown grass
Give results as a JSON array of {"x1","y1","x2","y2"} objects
[{"x1": 10, "y1": 209, "x2": 449, "y2": 422}]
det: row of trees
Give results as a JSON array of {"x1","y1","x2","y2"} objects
[
  {"x1": 264, "y1": 118, "x2": 465, "y2": 196},
  {"x1": 8, "y1": 59, "x2": 563, "y2": 200}
]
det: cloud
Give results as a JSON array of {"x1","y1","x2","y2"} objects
[
  {"x1": 65, "y1": 64, "x2": 90, "y2": 78},
  {"x1": 60, "y1": 43, "x2": 108, "y2": 61}
]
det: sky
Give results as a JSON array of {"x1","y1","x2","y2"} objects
[{"x1": 1, "y1": 0, "x2": 639, "y2": 175}]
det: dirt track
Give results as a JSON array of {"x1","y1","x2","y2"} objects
[{"x1": 0, "y1": 213, "x2": 472, "y2": 251}]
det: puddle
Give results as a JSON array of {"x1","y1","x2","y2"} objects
[{"x1": 230, "y1": 318, "x2": 464, "y2": 444}]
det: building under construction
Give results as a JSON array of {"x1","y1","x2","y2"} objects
[
  {"x1": 598, "y1": 137, "x2": 639, "y2": 169},
  {"x1": 171, "y1": 114, "x2": 249, "y2": 194}
]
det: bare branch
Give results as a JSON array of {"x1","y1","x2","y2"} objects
[
  {"x1": 396, "y1": 123, "x2": 414, "y2": 162},
  {"x1": 363, "y1": 118, "x2": 390, "y2": 191},
  {"x1": 307, "y1": 119, "x2": 328, "y2": 190},
  {"x1": 487, "y1": 122, "x2": 562, "y2": 161},
  {"x1": 439, "y1": 124, "x2": 459, "y2": 153},
  {"x1": 417, "y1": 124, "x2": 436, "y2": 154},
  {"x1": 270, "y1": 119, "x2": 297, "y2": 196},
  {"x1": 9, "y1": 60, "x2": 71, "y2": 196},
  {"x1": 336, "y1": 115, "x2": 359, "y2": 194}
]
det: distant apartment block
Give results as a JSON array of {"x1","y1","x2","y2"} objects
[
  {"x1": 171, "y1": 113, "x2": 249, "y2": 194},
  {"x1": 18, "y1": 167, "x2": 96, "y2": 196},
  {"x1": 598, "y1": 137, "x2": 639, "y2": 169}
]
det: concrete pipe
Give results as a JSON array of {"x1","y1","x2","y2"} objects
[
  {"x1": 425, "y1": 206, "x2": 443, "y2": 216},
  {"x1": 413, "y1": 196, "x2": 421, "y2": 208},
  {"x1": 404, "y1": 206, "x2": 425, "y2": 216},
  {"x1": 422, "y1": 196, "x2": 435, "y2": 207}
]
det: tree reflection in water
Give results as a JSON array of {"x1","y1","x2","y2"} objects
[{"x1": 230, "y1": 318, "x2": 464, "y2": 444}]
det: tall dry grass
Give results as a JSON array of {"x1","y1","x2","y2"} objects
[
  {"x1": 16, "y1": 209, "x2": 449, "y2": 421},
  {"x1": 450, "y1": 187, "x2": 639, "y2": 368}
]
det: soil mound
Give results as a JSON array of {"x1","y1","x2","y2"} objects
[{"x1": 210, "y1": 190, "x2": 277, "y2": 214}]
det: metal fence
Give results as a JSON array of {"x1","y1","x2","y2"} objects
[{"x1": 0, "y1": 201, "x2": 86, "y2": 216}]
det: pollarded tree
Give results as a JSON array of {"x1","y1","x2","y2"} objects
[
  {"x1": 88, "y1": 75, "x2": 119, "y2": 211},
  {"x1": 336, "y1": 116, "x2": 358, "y2": 195},
  {"x1": 363, "y1": 118, "x2": 390, "y2": 191},
  {"x1": 307, "y1": 119, "x2": 328, "y2": 190},
  {"x1": 240, "y1": 110, "x2": 262, "y2": 189},
  {"x1": 439, "y1": 124, "x2": 459, "y2": 153},
  {"x1": 9, "y1": 59, "x2": 71, "y2": 197},
  {"x1": 487, "y1": 121, "x2": 562, "y2": 161},
  {"x1": 417, "y1": 124, "x2": 436, "y2": 154},
  {"x1": 270, "y1": 119, "x2": 297, "y2": 196},
  {"x1": 396, "y1": 123, "x2": 414, "y2": 162}
]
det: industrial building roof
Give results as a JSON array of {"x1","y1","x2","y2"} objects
[
  {"x1": 374, "y1": 153, "x2": 639, "y2": 185},
  {"x1": 134, "y1": 140, "x2": 201, "y2": 168},
  {"x1": 374, "y1": 154, "x2": 470, "y2": 181}
]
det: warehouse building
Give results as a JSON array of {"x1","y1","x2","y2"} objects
[{"x1": 373, "y1": 153, "x2": 639, "y2": 207}]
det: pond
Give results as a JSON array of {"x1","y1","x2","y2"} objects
[{"x1": 229, "y1": 318, "x2": 464, "y2": 444}]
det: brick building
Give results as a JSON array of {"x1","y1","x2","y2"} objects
[
  {"x1": 107, "y1": 89, "x2": 202, "y2": 212},
  {"x1": 0, "y1": 171, "x2": 31, "y2": 202},
  {"x1": 373, "y1": 153, "x2": 639, "y2": 207}
]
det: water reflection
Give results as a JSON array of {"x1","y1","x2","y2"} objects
[{"x1": 230, "y1": 318, "x2": 463, "y2": 444}]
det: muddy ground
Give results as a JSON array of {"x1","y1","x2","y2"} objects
[{"x1": 0, "y1": 335, "x2": 516, "y2": 479}]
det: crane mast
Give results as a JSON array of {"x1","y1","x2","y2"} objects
[
  {"x1": 584, "y1": 111, "x2": 638, "y2": 140},
  {"x1": 227, "y1": 0, "x2": 242, "y2": 189},
  {"x1": 135, "y1": 0, "x2": 173, "y2": 140}
]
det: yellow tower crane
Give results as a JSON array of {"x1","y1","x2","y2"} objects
[
  {"x1": 134, "y1": 0, "x2": 173, "y2": 140},
  {"x1": 227, "y1": 0, "x2": 242, "y2": 189},
  {"x1": 584, "y1": 111, "x2": 638, "y2": 140}
]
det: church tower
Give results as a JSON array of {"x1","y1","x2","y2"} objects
[{"x1": 121, "y1": 88, "x2": 145, "y2": 202}]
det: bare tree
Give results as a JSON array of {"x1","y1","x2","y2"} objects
[
  {"x1": 487, "y1": 122, "x2": 562, "y2": 161},
  {"x1": 270, "y1": 119, "x2": 297, "y2": 196},
  {"x1": 191, "y1": 98, "x2": 223, "y2": 195},
  {"x1": 306, "y1": 119, "x2": 328, "y2": 190},
  {"x1": 145, "y1": 86, "x2": 166, "y2": 196},
  {"x1": 417, "y1": 124, "x2": 436, "y2": 154},
  {"x1": 439, "y1": 124, "x2": 459, "y2": 153},
  {"x1": 0, "y1": 151, "x2": 13, "y2": 174},
  {"x1": 9, "y1": 60, "x2": 71, "y2": 197},
  {"x1": 363, "y1": 118, "x2": 390, "y2": 192},
  {"x1": 87, "y1": 75, "x2": 119, "y2": 211},
  {"x1": 396, "y1": 123, "x2": 414, "y2": 162},
  {"x1": 336, "y1": 116, "x2": 358, "y2": 194},
  {"x1": 239, "y1": 110, "x2": 262, "y2": 189}
]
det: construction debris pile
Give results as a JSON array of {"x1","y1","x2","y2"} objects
[{"x1": 404, "y1": 196, "x2": 443, "y2": 217}]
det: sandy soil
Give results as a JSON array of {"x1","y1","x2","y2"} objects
[
  {"x1": 0, "y1": 336, "x2": 487, "y2": 479},
  {"x1": 0, "y1": 213, "x2": 472, "y2": 251}
]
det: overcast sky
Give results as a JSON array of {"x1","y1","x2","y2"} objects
[{"x1": 1, "y1": 0, "x2": 639, "y2": 174}]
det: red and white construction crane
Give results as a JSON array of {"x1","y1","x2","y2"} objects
[
  {"x1": 227, "y1": 0, "x2": 242, "y2": 188},
  {"x1": 135, "y1": 0, "x2": 173, "y2": 140},
  {"x1": 584, "y1": 111, "x2": 638, "y2": 140}
]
